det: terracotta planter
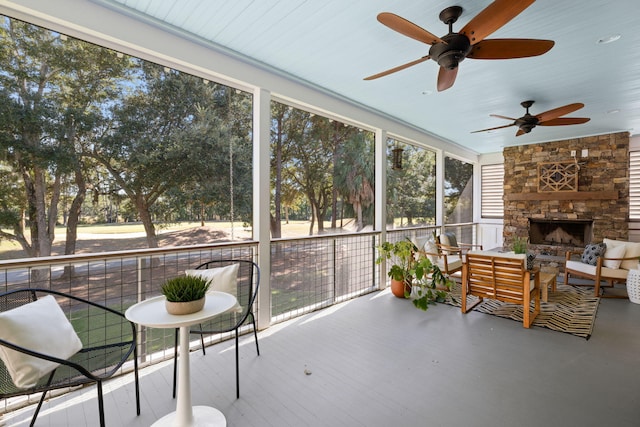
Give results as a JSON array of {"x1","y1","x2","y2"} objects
[
  {"x1": 165, "y1": 297, "x2": 205, "y2": 315},
  {"x1": 390, "y1": 279, "x2": 410, "y2": 298}
]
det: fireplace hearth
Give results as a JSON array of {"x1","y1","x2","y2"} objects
[{"x1": 529, "y1": 219, "x2": 593, "y2": 247}]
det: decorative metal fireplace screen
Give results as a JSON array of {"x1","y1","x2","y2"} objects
[{"x1": 529, "y1": 219, "x2": 593, "y2": 247}]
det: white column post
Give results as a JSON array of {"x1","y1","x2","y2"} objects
[{"x1": 253, "y1": 87, "x2": 272, "y2": 330}]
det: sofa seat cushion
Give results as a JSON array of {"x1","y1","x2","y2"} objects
[{"x1": 566, "y1": 259, "x2": 629, "y2": 280}]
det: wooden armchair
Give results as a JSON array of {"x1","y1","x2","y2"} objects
[
  {"x1": 461, "y1": 251, "x2": 540, "y2": 328},
  {"x1": 436, "y1": 231, "x2": 483, "y2": 258}
]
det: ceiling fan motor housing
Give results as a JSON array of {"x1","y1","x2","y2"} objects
[
  {"x1": 515, "y1": 115, "x2": 539, "y2": 133},
  {"x1": 429, "y1": 33, "x2": 472, "y2": 70}
]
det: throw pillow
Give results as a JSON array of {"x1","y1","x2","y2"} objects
[
  {"x1": 581, "y1": 242, "x2": 607, "y2": 266},
  {"x1": 0, "y1": 295, "x2": 83, "y2": 389},
  {"x1": 423, "y1": 239, "x2": 439, "y2": 263},
  {"x1": 186, "y1": 263, "x2": 242, "y2": 312},
  {"x1": 438, "y1": 232, "x2": 458, "y2": 255},
  {"x1": 603, "y1": 243, "x2": 626, "y2": 269},
  {"x1": 604, "y1": 239, "x2": 640, "y2": 270}
]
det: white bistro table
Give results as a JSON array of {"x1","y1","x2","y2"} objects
[{"x1": 125, "y1": 291, "x2": 238, "y2": 426}]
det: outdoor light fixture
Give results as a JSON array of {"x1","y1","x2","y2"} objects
[{"x1": 392, "y1": 146, "x2": 404, "y2": 170}]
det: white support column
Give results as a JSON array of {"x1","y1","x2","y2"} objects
[
  {"x1": 375, "y1": 128, "x2": 387, "y2": 290},
  {"x1": 436, "y1": 149, "x2": 445, "y2": 231},
  {"x1": 253, "y1": 87, "x2": 271, "y2": 330}
]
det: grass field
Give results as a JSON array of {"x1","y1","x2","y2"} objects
[{"x1": 0, "y1": 220, "x2": 361, "y2": 260}]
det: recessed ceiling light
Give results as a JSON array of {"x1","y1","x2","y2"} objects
[
  {"x1": 597, "y1": 34, "x2": 621, "y2": 44},
  {"x1": 607, "y1": 109, "x2": 620, "y2": 114}
]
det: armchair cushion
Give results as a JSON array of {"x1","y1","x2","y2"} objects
[
  {"x1": 0, "y1": 295, "x2": 83, "y2": 389},
  {"x1": 581, "y1": 243, "x2": 607, "y2": 266},
  {"x1": 438, "y1": 232, "x2": 458, "y2": 249},
  {"x1": 186, "y1": 263, "x2": 242, "y2": 312},
  {"x1": 434, "y1": 255, "x2": 462, "y2": 272}
]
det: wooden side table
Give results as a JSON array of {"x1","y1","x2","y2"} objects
[{"x1": 539, "y1": 272, "x2": 557, "y2": 303}]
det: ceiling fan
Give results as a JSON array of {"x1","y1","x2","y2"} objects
[
  {"x1": 471, "y1": 100, "x2": 591, "y2": 136},
  {"x1": 364, "y1": 0, "x2": 554, "y2": 91}
]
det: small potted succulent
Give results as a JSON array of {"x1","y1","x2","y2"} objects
[{"x1": 161, "y1": 275, "x2": 210, "y2": 315}]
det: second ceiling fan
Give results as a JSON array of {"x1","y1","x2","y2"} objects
[
  {"x1": 472, "y1": 101, "x2": 591, "y2": 136},
  {"x1": 364, "y1": 0, "x2": 554, "y2": 91}
]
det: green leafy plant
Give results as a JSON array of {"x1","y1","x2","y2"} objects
[
  {"x1": 407, "y1": 255, "x2": 453, "y2": 311},
  {"x1": 512, "y1": 236, "x2": 528, "y2": 254},
  {"x1": 161, "y1": 275, "x2": 210, "y2": 302},
  {"x1": 375, "y1": 239, "x2": 416, "y2": 283}
]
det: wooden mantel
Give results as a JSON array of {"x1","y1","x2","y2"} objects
[{"x1": 505, "y1": 191, "x2": 618, "y2": 201}]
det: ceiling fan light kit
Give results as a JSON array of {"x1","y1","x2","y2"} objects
[{"x1": 364, "y1": 0, "x2": 554, "y2": 91}]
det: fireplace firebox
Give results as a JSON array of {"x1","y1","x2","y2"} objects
[{"x1": 528, "y1": 219, "x2": 593, "y2": 247}]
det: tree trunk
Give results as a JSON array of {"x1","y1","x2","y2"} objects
[
  {"x1": 136, "y1": 197, "x2": 158, "y2": 248},
  {"x1": 355, "y1": 200, "x2": 363, "y2": 231},
  {"x1": 65, "y1": 165, "x2": 86, "y2": 255}
]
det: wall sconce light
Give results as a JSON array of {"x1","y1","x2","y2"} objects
[{"x1": 392, "y1": 146, "x2": 404, "y2": 170}]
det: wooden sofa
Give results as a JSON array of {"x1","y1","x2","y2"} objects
[
  {"x1": 564, "y1": 238, "x2": 640, "y2": 297},
  {"x1": 461, "y1": 251, "x2": 540, "y2": 328}
]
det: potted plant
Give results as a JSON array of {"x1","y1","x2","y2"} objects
[
  {"x1": 161, "y1": 275, "x2": 210, "y2": 315},
  {"x1": 375, "y1": 239, "x2": 417, "y2": 298},
  {"x1": 408, "y1": 255, "x2": 453, "y2": 311},
  {"x1": 512, "y1": 236, "x2": 528, "y2": 254}
]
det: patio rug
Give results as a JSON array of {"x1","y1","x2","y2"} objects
[{"x1": 444, "y1": 281, "x2": 600, "y2": 339}]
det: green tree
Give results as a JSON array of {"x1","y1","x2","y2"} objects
[
  {"x1": 334, "y1": 130, "x2": 375, "y2": 231},
  {"x1": 444, "y1": 156, "x2": 473, "y2": 223},
  {"x1": 91, "y1": 64, "x2": 215, "y2": 248},
  {"x1": 0, "y1": 18, "x2": 132, "y2": 256},
  {"x1": 386, "y1": 142, "x2": 437, "y2": 227}
]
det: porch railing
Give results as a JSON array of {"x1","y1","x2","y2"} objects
[{"x1": 0, "y1": 225, "x2": 476, "y2": 412}]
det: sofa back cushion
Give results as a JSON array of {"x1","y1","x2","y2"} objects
[{"x1": 603, "y1": 238, "x2": 640, "y2": 270}]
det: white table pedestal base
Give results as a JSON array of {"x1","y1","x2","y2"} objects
[{"x1": 152, "y1": 406, "x2": 226, "y2": 426}]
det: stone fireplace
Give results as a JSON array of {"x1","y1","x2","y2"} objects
[{"x1": 503, "y1": 132, "x2": 630, "y2": 264}]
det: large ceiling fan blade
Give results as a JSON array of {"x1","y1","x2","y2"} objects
[
  {"x1": 536, "y1": 103, "x2": 585, "y2": 122},
  {"x1": 437, "y1": 67, "x2": 458, "y2": 91},
  {"x1": 490, "y1": 114, "x2": 517, "y2": 121},
  {"x1": 468, "y1": 39, "x2": 554, "y2": 59},
  {"x1": 363, "y1": 56, "x2": 430, "y2": 80},
  {"x1": 460, "y1": 0, "x2": 535, "y2": 45},
  {"x1": 471, "y1": 123, "x2": 515, "y2": 133},
  {"x1": 538, "y1": 117, "x2": 591, "y2": 126},
  {"x1": 377, "y1": 12, "x2": 445, "y2": 45}
]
